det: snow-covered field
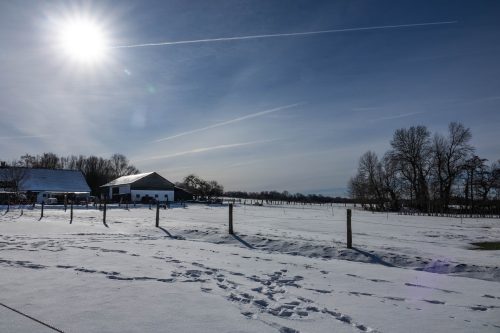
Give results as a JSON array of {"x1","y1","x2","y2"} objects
[{"x1": 1, "y1": 203, "x2": 499, "y2": 332}]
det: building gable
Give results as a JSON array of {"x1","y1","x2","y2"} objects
[{"x1": 130, "y1": 172, "x2": 175, "y2": 190}]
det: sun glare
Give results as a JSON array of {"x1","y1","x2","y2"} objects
[{"x1": 58, "y1": 19, "x2": 108, "y2": 64}]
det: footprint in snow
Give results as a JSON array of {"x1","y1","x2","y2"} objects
[
  {"x1": 279, "y1": 326, "x2": 300, "y2": 333},
  {"x1": 405, "y1": 282, "x2": 459, "y2": 294},
  {"x1": 423, "y1": 299, "x2": 446, "y2": 305},
  {"x1": 349, "y1": 291, "x2": 373, "y2": 297},
  {"x1": 470, "y1": 305, "x2": 500, "y2": 311}
]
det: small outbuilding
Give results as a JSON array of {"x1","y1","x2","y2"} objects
[{"x1": 101, "y1": 172, "x2": 175, "y2": 203}]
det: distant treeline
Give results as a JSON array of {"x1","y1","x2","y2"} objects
[
  {"x1": 224, "y1": 190, "x2": 351, "y2": 204},
  {"x1": 1, "y1": 153, "x2": 139, "y2": 195},
  {"x1": 348, "y1": 123, "x2": 500, "y2": 215}
]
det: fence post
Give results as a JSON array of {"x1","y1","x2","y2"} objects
[
  {"x1": 229, "y1": 203, "x2": 234, "y2": 234},
  {"x1": 70, "y1": 202, "x2": 73, "y2": 224},
  {"x1": 347, "y1": 209, "x2": 352, "y2": 249},
  {"x1": 156, "y1": 201, "x2": 160, "y2": 227},
  {"x1": 103, "y1": 201, "x2": 107, "y2": 225},
  {"x1": 40, "y1": 202, "x2": 44, "y2": 220}
]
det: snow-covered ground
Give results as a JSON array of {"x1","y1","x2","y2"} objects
[{"x1": 1, "y1": 203, "x2": 499, "y2": 332}]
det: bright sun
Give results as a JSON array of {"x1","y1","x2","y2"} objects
[{"x1": 58, "y1": 19, "x2": 108, "y2": 64}]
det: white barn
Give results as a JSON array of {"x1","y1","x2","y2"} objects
[{"x1": 101, "y1": 172, "x2": 175, "y2": 203}]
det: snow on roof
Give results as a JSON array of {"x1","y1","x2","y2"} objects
[
  {"x1": 100, "y1": 172, "x2": 155, "y2": 187},
  {"x1": 0, "y1": 168, "x2": 91, "y2": 193}
]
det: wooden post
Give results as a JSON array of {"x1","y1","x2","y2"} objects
[
  {"x1": 347, "y1": 209, "x2": 352, "y2": 249},
  {"x1": 228, "y1": 203, "x2": 234, "y2": 234},
  {"x1": 103, "y1": 201, "x2": 107, "y2": 225},
  {"x1": 155, "y1": 201, "x2": 160, "y2": 227},
  {"x1": 40, "y1": 202, "x2": 44, "y2": 219},
  {"x1": 70, "y1": 202, "x2": 73, "y2": 224}
]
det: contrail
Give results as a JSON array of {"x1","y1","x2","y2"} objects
[
  {"x1": 113, "y1": 21, "x2": 457, "y2": 49},
  {"x1": 134, "y1": 139, "x2": 275, "y2": 162},
  {"x1": 372, "y1": 111, "x2": 426, "y2": 121},
  {"x1": 152, "y1": 103, "x2": 302, "y2": 143}
]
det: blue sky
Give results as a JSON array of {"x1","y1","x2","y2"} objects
[{"x1": 1, "y1": 0, "x2": 499, "y2": 195}]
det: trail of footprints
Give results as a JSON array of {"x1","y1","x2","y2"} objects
[
  {"x1": 172, "y1": 260, "x2": 378, "y2": 333},
  {"x1": 2, "y1": 235, "x2": 500, "y2": 332},
  {"x1": 43, "y1": 255, "x2": 377, "y2": 333}
]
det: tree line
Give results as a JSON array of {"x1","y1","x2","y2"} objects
[
  {"x1": 348, "y1": 123, "x2": 500, "y2": 215},
  {"x1": 1, "y1": 153, "x2": 140, "y2": 195},
  {"x1": 224, "y1": 190, "x2": 351, "y2": 204}
]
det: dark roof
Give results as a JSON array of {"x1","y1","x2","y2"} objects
[{"x1": 0, "y1": 168, "x2": 90, "y2": 193}]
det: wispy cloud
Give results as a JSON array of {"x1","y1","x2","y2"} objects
[
  {"x1": 134, "y1": 139, "x2": 277, "y2": 162},
  {"x1": 114, "y1": 21, "x2": 457, "y2": 49},
  {"x1": 371, "y1": 111, "x2": 425, "y2": 121},
  {"x1": 465, "y1": 96, "x2": 500, "y2": 105},
  {"x1": 152, "y1": 103, "x2": 302, "y2": 143},
  {"x1": 0, "y1": 134, "x2": 52, "y2": 140},
  {"x1": 351, "y1": 106, "x2": 384, "y2": 112}
]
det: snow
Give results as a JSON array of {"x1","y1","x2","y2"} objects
[
  {"x1": 1, "y1": 203, "x2": 499, "y2": 332},
  {"x1": 100, "y1": 172, "x2": 155, "y2": 187}
]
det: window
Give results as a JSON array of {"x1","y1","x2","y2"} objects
[
  {"x1": 155, "y1": 194, "x2": 158, "y2": 198},
  {"x1": 164, "y1": 194, "x2": 168, "y2": 198},
  {"x1": 136, "y1": 194, "x2": 140, "y2": 198},
  {"x1": 43, "y1": 194, "x2": 47, "y2": 197}
]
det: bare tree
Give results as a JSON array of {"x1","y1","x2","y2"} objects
[
  {"x1": 462, "y1": 156, "x2": 487, "y2": 214},
  {"x1": 388, "y1": 126, "x2": 432, "y2": 211},
  {"x1": 491, "y1": 160, "x2": 500, "y2": 200},
  {"x1": 382, "y1": 154, "x2": 403, "y2": 211},
  {"x1": 431, "y1": 122, "x2": 474, "y2": 211},
  {"x1": 20, "y1": 154, "x2": 35, "y2": 168},
  {"x1": 358, "y1": 151, "x2": 385, "y2": 209},
  {"x1": 36, "y1": 153, "x2": 60, "y2": 169},
  {"x1": 348, "y1": 173, "x2": 368, "y2": 206},
  {"x1": 0, "y1": 164, "x2": 29, "y2": 202},
  {"x1": 110, "y1": 154, "x2": 139, "y2": 178}
]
